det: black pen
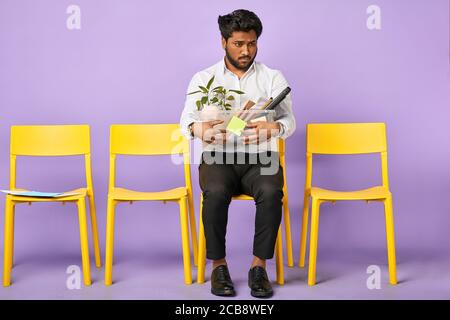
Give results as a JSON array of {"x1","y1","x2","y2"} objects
[{"x1": 263, "y1": 87, "x2": 291, "y2": 110}]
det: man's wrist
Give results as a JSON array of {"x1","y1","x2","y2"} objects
[
  {"x1": 188, "y1": 122, "x2": 195, "y2": 138},
  {"x1": 274, "y1": 121, "x2": 284, "y2": 138},
  {"x1": 273, "y1": 122, "x2": 281, "y2": 131}
]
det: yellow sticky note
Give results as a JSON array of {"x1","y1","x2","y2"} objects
[{"x1": 226, "y1": 116, "x2": 247, "y2": 136}]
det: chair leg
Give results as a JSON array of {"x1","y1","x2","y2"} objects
[
  {"x1": 104, "y1": 198, "x2": 116, "y2": 286},
  {"x1": 179, "y1": 197, "x2": 192, "y2": 285},
  {"x1": 307, "y1": 198, "x2": 321, "y2": 286},
  {"x1": 197, "y1": 197, "x2": 206, "y2": 284},
  {"x1": 299, "y1": 192, "x2": 310, "y2": 267},
  {"x1": 384, "y1": 196, "x2": 397, "y2": 285},
  {"x1": 88, "y1": 193, "x2": 102, "y2": 268},
  {"x1": 275, "y1": 226, "x2": 284, "y2": 285},
  {"x1": 77, "y1": 198, "x2": 91, "y2": 286},
  {"x1": 187, "y1": 192, "x2": 198, "y2": 267},
  {"x1": 10, "y1": 202, "x2": 16, "y2": 270},
  {"x1": 3, "y1": 198, "x2": 14, "y2": 286},
  {"x1": 282, "y1": 194, "x2": 294, "y2": 267}
]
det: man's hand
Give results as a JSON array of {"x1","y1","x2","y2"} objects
[
  {"x1": 242, "y1": 121, "x2": 280, "y2": 145},
  {"x1": 192, "y1": 120, "x2": 228, "y2": 144}
]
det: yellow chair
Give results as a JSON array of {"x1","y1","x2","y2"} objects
[
  {"x1": 3, "y1": 125, "x2": 102, "y2": 287},
  {"x1": 104, "y1": 124, "x2": 197, "y2": 285},
  {"x1": 298, "y1": 123, "x2": 397, "y2": 286},
  {"x1": 197, "y1": 139, "x2": 293, "y2": 285}
]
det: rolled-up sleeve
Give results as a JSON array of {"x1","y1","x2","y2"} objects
[
  {"x1": 180, "y1": 73, "x2": 202, "y2": 139},
  {"x1": 271, "y1": 71, "x2": 296, "y2": 139}
]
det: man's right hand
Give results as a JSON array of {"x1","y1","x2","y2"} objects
[{"x1": 191, "y1": 120, "x2": 227, "y2": 144}]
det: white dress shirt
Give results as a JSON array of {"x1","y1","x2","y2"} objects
[{"x1": 179, "y1": 59, "x2": 296, "y2": 153}]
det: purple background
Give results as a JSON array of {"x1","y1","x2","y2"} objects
[{"x1": 0, "y1": 0, "x2": 449, "y2": 299}]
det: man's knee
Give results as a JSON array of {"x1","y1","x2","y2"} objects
[
  {"x1": 202, "y1": 187, "x2": 233, "y2": 205},
  {"x1": 254, "y1": 183, "x2": 283, "y2": 203}
]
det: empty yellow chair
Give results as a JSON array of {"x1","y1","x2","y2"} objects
[
  {"x1": 3, "y1": 125, "x2": 102, "y2": 287},
  {"x1": 298, "y1": 123, "x2": 397, "y2": 286},
  {"x1": 197, "y1": 139, "x2": 293, "y2": 285},
  {"x1": 104, "y1": 124, "x2": 197, "y2": 285}
]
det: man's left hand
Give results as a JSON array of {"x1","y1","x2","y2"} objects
[{"x1": 242, "y1": 121, "x2": 280, "y2": 145}]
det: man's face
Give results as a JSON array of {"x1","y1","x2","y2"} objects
[{"x1": 222, "y1": 30, "x2": 258, "y2": 71}]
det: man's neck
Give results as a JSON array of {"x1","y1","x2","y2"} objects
[{"x1": 224, "y1": 57, "x2": 248, "y2": 79}]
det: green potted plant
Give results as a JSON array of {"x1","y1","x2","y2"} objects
[{"x1": 187, "y1": 75, "x2": 245, "y2": 111}]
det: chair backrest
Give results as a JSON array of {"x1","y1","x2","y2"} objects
[
  {"x1": 277, "y1": 139, "x2": 286, "y2": 187},
  {"x1": 108, "y1": 124, "x2": 192, "y2": 191},
  {"x1": 110, "y1": 124, "x2": 188, "y2": 156},
  {"x1": 11, "y1": 125, "x2": 91, "y2": 156},
  {"x1": 305, "y1": 123, "x2": 390, "y2": 188},
  {"x1": 9, "y1": 125, "x2": 93, "y2": 190},
  {"x1": 277, "y1": 138, "x2": 286, "y2": 167},
  {"x1": 307, "y1": 123, "x2": 387, "y2": 155}
]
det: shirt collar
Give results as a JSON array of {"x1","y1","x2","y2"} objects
[{"x1": 220, "y1": 57, "x2": 256, "y2": 78}]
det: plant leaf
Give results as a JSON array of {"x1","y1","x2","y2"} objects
[
  {"x1": 201, "y1": 96, "x2": 208, "y2": 105},
  {"x1": 206, "y1": 76, "x2": 215, "y2": 90},
  {"x1": 199, "y1": 86, "x2": 209, "y2": 94},
  {"x1": 225, "y1": 103, "x2": 232, "y2": 107},
  {"x1": 229, "y1": 89, "x2": 245, "y2": 95},
  {"x1": 226, "y1": 95, "x2": 235, "y2": 100},
  {"x1": 211, "y1": 97, "x2": 219, "y2": 104},
  {"x1": 212, "y1": 86, "x2": 224, "y2": 92},
  {"x1": 196, "y1": 100, "x2": 202, "y2": 110},
  {"x1": 187, "y1": 90, "x2": 202, "y2": 95}
]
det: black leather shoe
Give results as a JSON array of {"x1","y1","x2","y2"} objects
[
  {"x1": 211, "y1": 265, "x2": 235, "y2": 297},
  {"x1": 248, "y1": 266, "x2": 273, "y2": 298}
]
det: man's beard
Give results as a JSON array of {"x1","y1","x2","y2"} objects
[{"x1": 225, "y1": 46, "x2": 257, "y2": 71}]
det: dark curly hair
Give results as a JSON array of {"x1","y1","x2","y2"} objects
[{"x1": 218, "y1": 9, "x2": 263, "y2": 40}]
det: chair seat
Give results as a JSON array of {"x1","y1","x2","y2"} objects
[
  {"x1": 232, "y1": 194, "x2": 253, "y2": 201},
  {"x1": 7, "y1": 188, "x2": 87, "y2": 202},
  {"x1": 109, "y1": 187, "x2": 187, "y2": 201},
  {"x1": 310, "y1": 186, "x2": 390, "y2": 200}
]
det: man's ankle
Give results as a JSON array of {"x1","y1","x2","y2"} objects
[
  {"x1": 251, "y1": 256, "x2": 266, "y2": 269},
  {"x1": 213, "y1": 259, "x2": 227, "y2": 270}
]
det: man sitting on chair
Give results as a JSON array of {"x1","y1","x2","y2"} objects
[{"x1": 180, "y1": 9, "x2": 296, "y2": 298}]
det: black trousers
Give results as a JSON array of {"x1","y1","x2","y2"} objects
[{"x1": 199, "y1": 151, "x2": 284, "y2": 260}]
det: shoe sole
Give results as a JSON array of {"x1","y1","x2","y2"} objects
[
  {"x1": 250, "y1": 290, "x2": 273, "y2": 298},
  {"x1": 211, "y1": 288, "x2": 236, "y2": 297}
]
